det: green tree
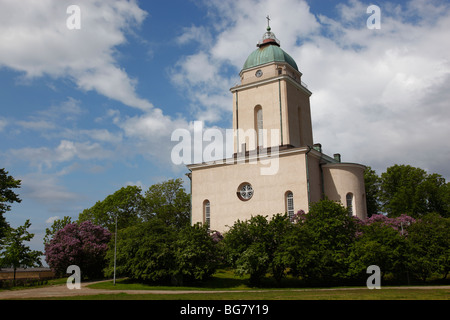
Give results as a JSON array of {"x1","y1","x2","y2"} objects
[
  {"x1": 224, "y1": 215, "x2": 270, "y2": 286},
  {"x1": 419, "y1": 174, "x2": 450, "y2": 217},
  {"x1": 364, "y1": 166, "x2": 381, "y2": 217},
  {"x1": 438, "y1": 183, "x2": 450, "y2": 217},
  {"x1": 173, "y1": 223, "x2": 218, "y2": 284},
  {"x1": 347, "y1": 222, "x2": 406, "y2": 281},
  {"x1": 379, "y1": 164, "x2": 450, "y2": 218},
  {"x1": 224, "y1": 214, "x2": 293, "y2": 286},
  {"x1": 405, "y1": 213, "x2": 450, "y2": 281},
  {"x1": 0, "y1": 220, "x2": 42, "y2": 285},
  {"x1": 105, "y1": 218, "x2": 176, "y2": 283},
  {"x1": 0, "y1": 169, "x2": 22, "y2": 239},
  {"x1": 143, "y1": 178, "x2": 190, "y2": 229},
  {"x1": 105, "y1": 219, "x2": 218, "y2": 285},
  {"x1": 43, "y1": 216, "x2": 72, "y2": 245},
  {"x1": 267, "y1": 214, "x2": 295, "y2": 283},
  {"x1": 289, "y1": 199, "x2": 357, "y2": 282},
  {"x1": 78, "y1": 185, "x2": 144, "y2": 232}
]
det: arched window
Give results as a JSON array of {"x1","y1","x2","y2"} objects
[
  {"x1": 203, "y1": 200, "x2": 210, "y2": 228},
  {"x1": 286, "y1": 192, "x2": 294, "y2": 221},
  {"x1": 255, "y1": 106, "x2": 263, "y2": 148},
  {"x1": 346, "y1": 193, "x2": 353, "y2": 216}
]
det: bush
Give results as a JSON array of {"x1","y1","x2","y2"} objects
[
  {"x1": 173, "y1": 223, "x2": 218, "y2": 284},
  {"x1": 224, "y1": 214, "x2": 293, "y2": 286},
  {"x1": 105, "y1": 219, "x2": 219, "y2": 285},
  {"x1": 347, "y1": 221, "x2": 406, "y2": 281},
  {"x1": 45, "y1": 221, "x2": 111, "y2": 279},
  {"x1": 405, "y1": 213, "x2": 450, "y2": 281},
  {"x1": 296, "y1": 199, "x2": 357, "y2": 282}
]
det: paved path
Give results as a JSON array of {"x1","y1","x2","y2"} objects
[
  {"x1": 0, "y1": 280, "x2": 220, "y2": 299},
  {"x1": 0, "y1": 281, "x2": 449, "y2": 300}
]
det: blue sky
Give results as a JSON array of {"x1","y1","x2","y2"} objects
[{"x1": 1, "y1": 0, "x2": 450, "y2": 257}]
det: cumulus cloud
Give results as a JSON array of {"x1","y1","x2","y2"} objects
[
  {"x1": 0, "y1": 0, "x2": 152, "y2": 111},
  {"x1": 296, "y1": 0, "x2": 450, "y2": 177},
  {"x1": 9, "y1": 140, "x2": 113, "y2": 170},
  {"x1": 19, "y1": 172, "x2": 80, "y2": 205},
  {"x1": 45, "y1": 216, "x2": 60, "y2": 224},
  {"x1": 0, "y1": 117, "x2": 9, "y2": 131}
]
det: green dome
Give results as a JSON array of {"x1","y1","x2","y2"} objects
[{"x1": 243, "y1": 43, "x2": 299, "y2": 71}]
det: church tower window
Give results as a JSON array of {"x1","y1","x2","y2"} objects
[
  {"x1": 286, "y1": 191, "x2": 294, "y2": 220},
  {"x1": 346, "y1": 193, "x2": 353, "y2": 216},
  {"x1": 255, "y1": 106, "x2": 263, "y2": 148},
  {"x1": 203, "y1": 200, "x2": 210, "y2": 228}
]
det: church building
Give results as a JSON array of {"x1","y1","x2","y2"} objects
[{"x1": 187, "y1": 22, "x2": 367, "y2": 232}]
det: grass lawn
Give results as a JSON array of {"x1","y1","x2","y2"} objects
[
  {"x1": 74, "y1": 269, "x2": 449, "y2": 300},
  {"x1": 4, "y1": 269, "x2": 448, "y2": 300},
  {"x1": 48, "y1": 288, "x2": 450, "y2": 300}
]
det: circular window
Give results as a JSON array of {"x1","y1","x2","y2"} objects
[{"x1": 237, "y1": 183, "x2": 254, "y2": 201}]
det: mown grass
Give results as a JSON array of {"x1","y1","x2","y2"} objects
[
  {"x1": 40, "y1": 288, "x2": 449, "y2": 300},
  {"x1": 88, "y1": 269, "x2": 252, "y2": 291},
  {"x1": 76, "y1": 269, "x2": 450, "y2": 300},
  {"x1": 6, "y1": 269, "x2": 448, "y2": 300}
]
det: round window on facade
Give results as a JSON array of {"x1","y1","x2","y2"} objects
[{"x1": 237, "y1": 183, "x2": 254, "y2": 201}]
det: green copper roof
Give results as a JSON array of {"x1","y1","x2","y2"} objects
[{"x1": 242, "y1": 44, "x2": 299, "y2": 71}]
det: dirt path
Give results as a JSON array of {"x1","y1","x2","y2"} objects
[
  {"x1": 1, "y1": 281, "x2": 449, "y2": 300},
  {"x1": 0, "y1": 280, "x2": 221, "y2": 299}
]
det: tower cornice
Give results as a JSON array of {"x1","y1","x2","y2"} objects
[{"x1": 230, "y1": 72, "x2": 312, "y2": 97}]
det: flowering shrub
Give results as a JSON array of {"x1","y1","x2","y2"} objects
[
  {"x1": 291, "y1": 209, "x2": 307, "y2": 223},
  {"x1": 359, "y1": 214, "x2": 416, "y2": 236},
  {"x1": 210, "y1": 230, "x2": 224, "y2": 243},
  {"x1": 45, "y1": 221, "x2": 111, "y2": 279}
]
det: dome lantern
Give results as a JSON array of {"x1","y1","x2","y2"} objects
[
  {"x1": 257, "y1": 15, "x2": 280, "y2": 47},
  {"x1": 242, "y1": 17, "x2": 298, "y2": 72}
]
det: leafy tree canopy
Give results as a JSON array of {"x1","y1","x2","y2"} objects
[
  {"x1": 43, "y1": 216, "x2": 72, "y2": 245},
  {"x1": 143, "y1": 178, "x2": 190, "y2": 229},
  {"x1": 105, "y1": 220, "x2": 217, "y2": 285},
  {"x1": 0, "y1": 168, "x2": 22, "y2": 238},
  {"x1": 0, "y1": 220, "x2": 42, "y2": 281},
  {"x1": 364, "y1": 166, "x2": 381, "y2": 217},
  {"x1": 379, "y1": 164, "x2": 450, "y2": 218},
  {"x1": 78, "y1": 185, "x2": 144, "y2": 232}
]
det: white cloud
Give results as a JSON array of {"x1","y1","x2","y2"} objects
[
  {"x1": 176, "y1": 25, "x2": 213, "y2": 47},
  {"x1": 79, "y1": 129, "x2": 123, "y2": 144},
  {"x1": 0, "y1": 117, "x2": 8, "y2": 131},
  {"x1": 16, "y1": 120, "x2": 56, "y2": 131},
  {"x1": 296, "y1": 0, "x2": 450, "y2": 178},
  {"x1": 38, "y1": 97, "x2": 84, "y2": 121},
  {"x1": 9, "y1": 140, "x2": 113, "y2": 169},
  {"x1": 0, "y1": 0, "x2": 152, "y2": 111},
  {"x1": 116, "y1": 109, "x2": 190, "y2": 167},
  {"x1": 46, "y1": 216, "x2": 60, "y2": 224},
  {"x1": 19, "y1": 172, "x2": 79, "y2": 205}
]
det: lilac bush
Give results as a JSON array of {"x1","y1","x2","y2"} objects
[
  {"x1": 291, "y1": 209, "x2": 307, "y2": 223},
  {"x1": 360, "y1": 214, "x2": 416, "y2": 235},
  {"x1": 45, "y1": 221, "x2": 111, "y2": 278},
  {"x1": 210, "y1": 230, "x2": 224, "y2": 243}
]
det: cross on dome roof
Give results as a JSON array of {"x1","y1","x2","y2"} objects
[
  {"x1": 243, "y1": 17, "x2": 298, "y2": 71},
  {"x1": 257, "y1": 15, "x2": 280, "y2": 47}
]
